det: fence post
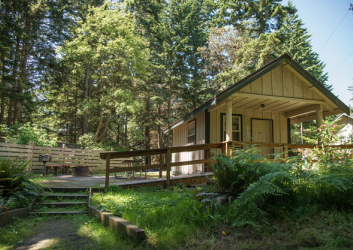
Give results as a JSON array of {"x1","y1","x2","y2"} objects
[
  {"x1": 166, "y1": 149, "x2": 171, "y2": 186},
  {"x1": 221, "y1": 142, "x2": 226, "y2": 154},
  {"x1": 159, "y1": 154, "x2": 163, "y2": 178},
  {"x1": 284, "y1": 145, "x2": 288, "y2": 159},
  {"x1": 105, "y1": 154, "x2": 111, "y2": 189},
  {"x1": 87, "y1": 147, "x2": 91, "y2": 170},
  {"x1": 28, "y1": 142, "x2": 34, "y2": 171},
  {"x1": 204, "y1": 149, "x2": 209, "y2": 172}
]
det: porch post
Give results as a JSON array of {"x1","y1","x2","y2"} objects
[
  {"x1": 226, "y1": 100, "x2": 232, "y2": 142},
  {"x1": 316, "y1": 106, "x2": 323, "y2": 143}
]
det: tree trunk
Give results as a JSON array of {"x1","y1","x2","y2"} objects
[
  {"x1": 8, "y1": 36, "x2": 20, "y2": 126},
  {"x1": 7, "y1": 99, "x2": 14, "y2": 127},
  {"x1": 94, "y1": 107, "x2": 112, "y2": 143},
  {"x1": 145, "y1": 96, "x2": 151, "y2": 165},
  {"x1": 13, "y1": 101, "x2": 22, "y2": 123},
  {"x1": 82, "y1": 65, "x2": 89, "y2": 135},
  {"x1": 14, "y1": 11, "x2": 32, "y2": 124},
  {"x1": 0, "y1": 50, "x2": 5, "y2": 124},
  {"x1": 0, "y1": 95, "x2": 4, "y2": 124},
  {"x1": 125, "y1": 114, "x2": 128, "y2": 147},
  {"x1": 116, "y1": 118, "x2": 120, "y2": 145}
]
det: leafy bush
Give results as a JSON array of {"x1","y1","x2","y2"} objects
[
  {"x1": 210, "y1": 124, "x2": 353, "y2": 229},
  {"x1": 0, "y1": 157, "x2": 42, "y2": 211},
  {"x1": 2, "y1": 123, "x2": 57, "y2": 147}
]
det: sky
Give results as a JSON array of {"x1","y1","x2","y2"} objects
[{"x1": 283, "y1": 0, "x2": 353, "y2": 108}]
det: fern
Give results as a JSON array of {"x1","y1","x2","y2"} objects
[{"x1": 229, "y1": 171, "x2": 293, "y2": 229}]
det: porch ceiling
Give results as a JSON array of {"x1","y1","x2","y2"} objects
[
  {"x1": 229, "y1": 95, "x2": 325, "y2": 113},
  {"x1": 222, "y1": 93, "x2": 344, "y2": 124}
]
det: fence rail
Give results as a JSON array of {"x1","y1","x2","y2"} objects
[
  {"x1": 0, "y1": 142, "x2": 131, "y2": 174},
  {"x1": 100, "y1": 141, "x2": 353, "y2": 188}
]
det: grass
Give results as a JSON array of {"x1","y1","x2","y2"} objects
[
  {"x1": 0, "y1": 214, "x2": 150, "y2": 250},
  {"x1": 91, "y1": 185, "x2": 213, "y2": 249},
  {"x1": 91, "y1": 185, "x2": 353, "y2": 250},
  {"x1": 33, "y1": 204, "x2": 88, "y2": 212}
]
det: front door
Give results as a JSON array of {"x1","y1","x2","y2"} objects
[{"x1": 252, "y1": 119, "x2": 272, "y2": 158}]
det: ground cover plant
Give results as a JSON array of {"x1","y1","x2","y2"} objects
[
  {"x1": 0, "y1": 157, "x2": 42, "y2": 211},
  {"x1": 91, "y1": 124, "x2": 353, "y2": 249},
  {"x1": 0, "y1": 214, "x2": 150, "y2": 250},
  {"x1": 91, "y1": 184, "x2": 218, "y2": 249}
]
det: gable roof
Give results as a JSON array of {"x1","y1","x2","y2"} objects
[{"x1": 165, "y1": 53, "x2": 350, "y2": 133}]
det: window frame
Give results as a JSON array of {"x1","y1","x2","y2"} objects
[
  {"x1": 220, "y1": 114, "x2": 242, "y2": 142},
  {"x1": 187, "y1": 119, "x2": 196, "y2": 145}
]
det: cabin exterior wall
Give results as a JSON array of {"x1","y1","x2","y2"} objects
[{"x1": 172, "y1": 111, "x2": 205, "y2": 175}]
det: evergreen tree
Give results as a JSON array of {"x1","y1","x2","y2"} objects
[
  {"x1": 54, "y1": 2, "x2": 150, "y2": 144},
  {"x1": 279, "y1": 2, "x2": 329, "y2": 87}
]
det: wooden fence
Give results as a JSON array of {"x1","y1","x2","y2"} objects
[
  {"x1": 0, "y1": 142, "x2": 131, "y2": 174},
  {"x1": 100, "y1": 141, "x2": 353, "y2": 189}
]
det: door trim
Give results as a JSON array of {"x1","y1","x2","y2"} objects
[{"x1": 250, "y1": 118, "x2": 274, "y2": 143}]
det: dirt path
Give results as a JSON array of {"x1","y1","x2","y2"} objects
[{"x1": 15, "y1": 218, "x2": 100, "y2": 250}]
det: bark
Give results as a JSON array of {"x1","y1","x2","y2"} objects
[
  {"x1": 145, "y1": 96, "x2": 151, "y2": 165},
  {"x1": 0, "y1": 95, "x2": 4, "y2": 124},
  {"x1": 157, "y1": 104, "x2": 164, "y2": 164},
  {"x1": 14, "y1": 10, "x2": 32, "y2": 123},
  {"x1": 116, "y1": 118, "x2": 120, "y2": 145},
  {"x1": 7, "y1": 99, "x2": 14, "y2": 127},
  {"x1": 0, "y1": 52, "x2": 5, "y2": 124},
  {"x1": 8, "y1": 36, "x2": 20, "y2": 126},
  {"x1": 94, "y1": 107, "x2": 112, "y2": 143},
  {"x1": 13, "y1": 101, "x2": 22, "y2": 123},
  {"x1": 125, "y1": 114, "x2": 128, "y2": 147},
  {"x1": 82, "y1": 65, "x2": 90, "y2": 134},
  {"x1": 74, "y1": 79, "x2": 78, "y2": 143}
]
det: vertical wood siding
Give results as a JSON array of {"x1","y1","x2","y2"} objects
[
  {"x1": 172, "y1": 112, "x2": 205, "y2": 174},
  {"x1": 172, "y1": 65, "x2": 323, "y2": 172}
]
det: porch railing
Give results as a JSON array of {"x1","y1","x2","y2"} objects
[{"x1": 100, "y1": 141, "x2": 353, "y2": 189}]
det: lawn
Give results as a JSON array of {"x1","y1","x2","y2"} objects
[
  {"x1": 91, "y1": 185, "x2": 353, "y2": 250},
  {"x1": 0, "y1": 214, "x2": 151, "y2": 250}
]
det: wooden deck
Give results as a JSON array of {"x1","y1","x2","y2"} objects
[
  {"x1": 104, "y1": 173, "x2": 214, "y2": 189},
  {"x1": 36, "y1": 172, "x2": 213, "y2": 189}
]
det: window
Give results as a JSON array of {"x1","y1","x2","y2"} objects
[
  {"x1": 221, "y1": 114, "x2": 241, "y2": 141},
  {"x1": 187, "y1": 120, "x2": 196, "y2": 145}
]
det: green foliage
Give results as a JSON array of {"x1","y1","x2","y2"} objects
[
  {"x1": 92, "y1": 185, "x2": 214, "y2": 249},
  {"x1": 210, "y1": 128, "x2": 353, "y2": 229},
  {"x1": 0, "y1": 157, "x2": 43, "y2": 210},
  {"x1": 2, "y1": 123, "x2": 57, "y2": 147},
  {"x1": 0, "y1": 214, "x2": 142, "y2": 250}
]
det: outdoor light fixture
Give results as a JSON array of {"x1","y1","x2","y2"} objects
[{"x1": 260, "y1": 104, "x2": 265, "y2": 109}]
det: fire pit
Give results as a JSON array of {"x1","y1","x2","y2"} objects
[{"x1": 71, "y1": 166, "x2": 90, "y2": 177}]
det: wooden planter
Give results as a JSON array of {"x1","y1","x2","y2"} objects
[
  {"x1": 71, "y1": 166, "x2": 90, "y2": 177},
  {"x1": 0, "y1": 207, "x2": 28, "y2": 226}
]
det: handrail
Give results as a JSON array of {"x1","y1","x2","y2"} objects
[
  {"x1": 99, "y1": 143, "x2": 224, "y2": 159},
  {"x1": 102, "y1": 141, "x2": 353, "y2": 189},
  {"x1": 102, "y1": 143, "x2": 224, "y2": 188}
]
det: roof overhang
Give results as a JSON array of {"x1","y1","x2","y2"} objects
[{"x1": 164, "y1": 54, "x2": 350, "y2": 132}]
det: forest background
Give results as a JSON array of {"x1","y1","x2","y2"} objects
[{"x1": 1, "y1": 0, "x2": 352, "y2": 154}]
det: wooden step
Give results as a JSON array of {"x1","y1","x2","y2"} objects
[
  {"x1": 44, "y1": 187, "x2": 91, "y2": 193},
  {"x1": 29, "y1": 211, "x2": 87, "y2": 215},
  {"x1": 43, "y1": 194, "x2": 89, "y2": 199},
  {"x1": 36, "y1": 201, "x2": 88, "y2": 207}
]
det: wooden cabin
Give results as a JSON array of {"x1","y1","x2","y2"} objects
[
  {"x1": 332, "y1": 114, "x2": 353, "y2": 144},
  {"x1": 165, "y1": 54, "x2": 350, "y2": 175}
]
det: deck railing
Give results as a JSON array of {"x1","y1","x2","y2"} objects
[{"x1": 100, "y1": 141, "x2": 353, "y2": 189}]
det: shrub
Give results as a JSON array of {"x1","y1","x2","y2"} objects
[
  {"x1": 2, "y1": 123, "x2": 57, "y2": 147},
  {"x1": 211, "y1": 134, "x2": 353, "y2": 229},
  {"x1": 0, "y1": 157, "x2": 42, "y2": 210}
]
